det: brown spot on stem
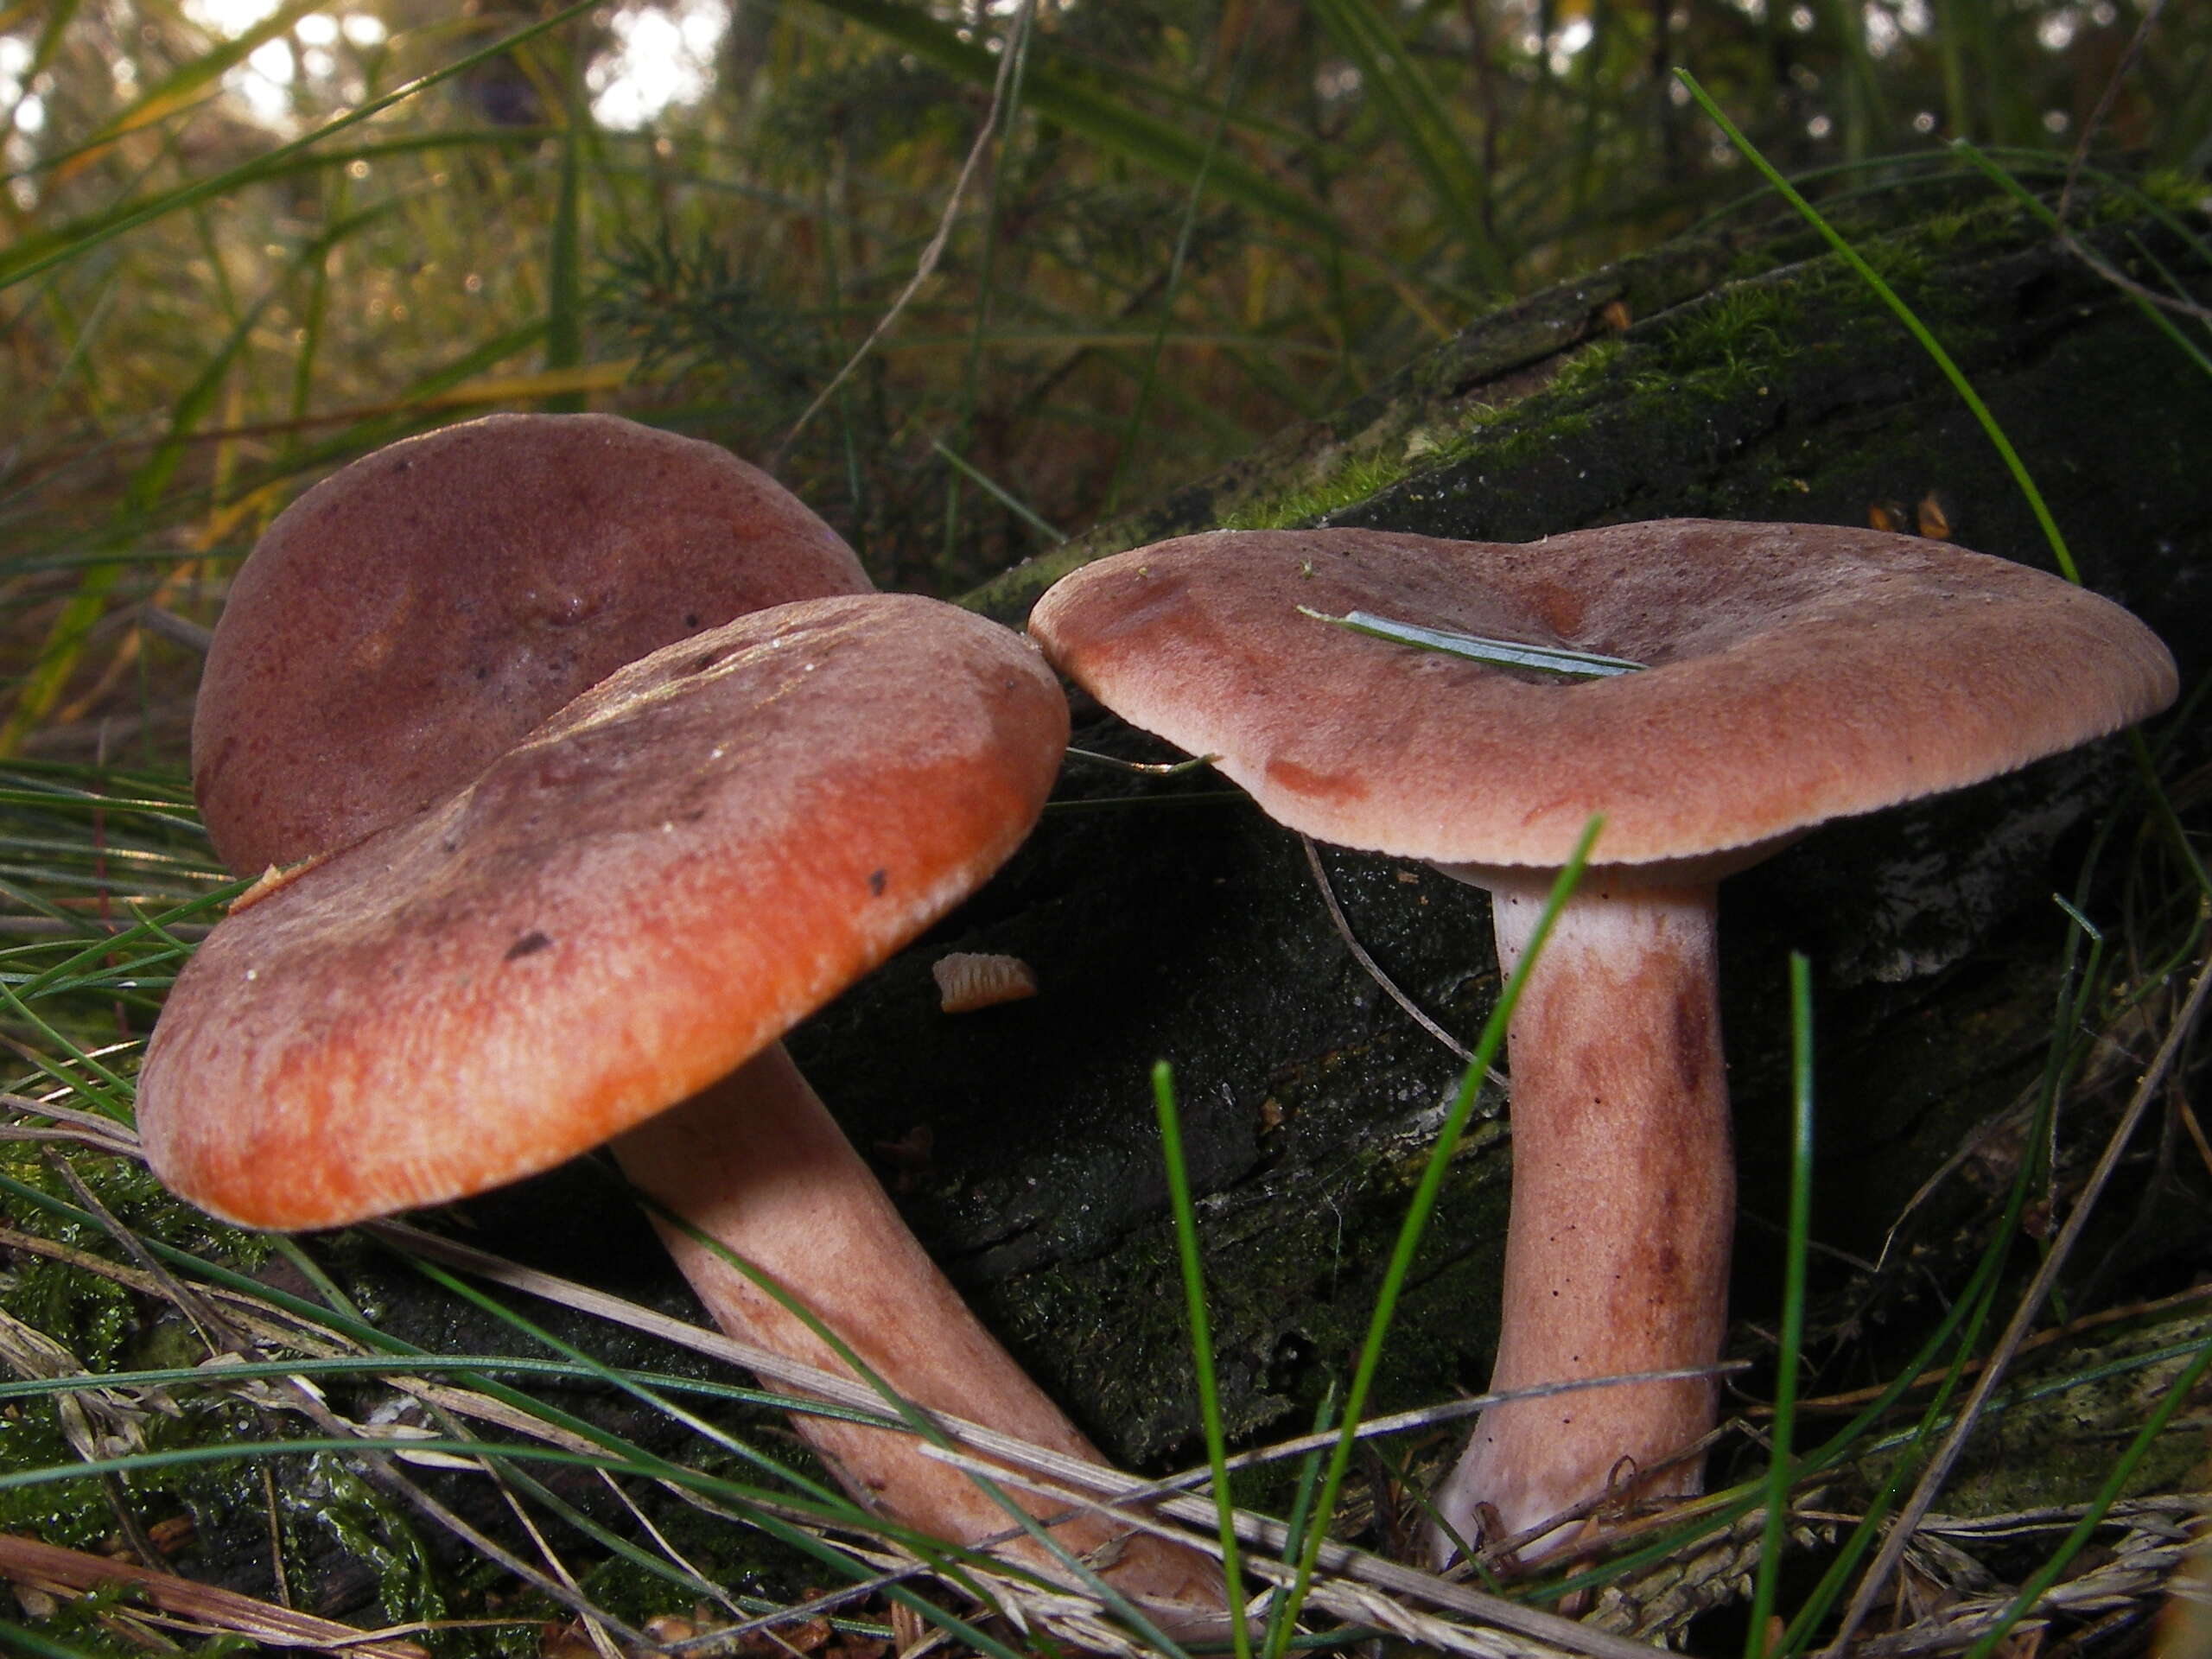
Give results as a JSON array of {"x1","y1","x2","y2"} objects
[{"x1": 1671, "y1": 983, "x2": 1714, "y2": 1099}]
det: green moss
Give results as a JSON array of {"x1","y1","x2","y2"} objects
[
  {"x1": 1910, "y1": 203, "x2": 1984, "y2": 252},
  {"x1": 1720, "y1": 238, "x2": 1796, "y2": 287},
  {"x1": 1211, "y1": 337, "x2": 1641, "y2": 533},
  {"x1": 17, "y1": 1582, "x2": 200, "y2": 1657},
  {"x1": 1660, "y1": 282, "x2": 1800, "y2": 379},
  {"x1": 297, "y1": 1454, "x2": 454, "y2": 1634},
  {"x1": 2132, "y1": 168, "x2": 2210, "y2": 214},
  {"x1": 1906, "y1": 1315, "x2": 2212, "y2": 1516},
  {"x1": 1478, "y1": 406, "x2": 1597, "y2": 473},
  {"x1": 1219, "y1": 458, "x2": 1403, "y2": 530},
  {"x1": 0, "y1": 1408, "x2": 111, "y2": 1547},
  {"x1": 1545, "y1": 335, "x2": 1625, "y2": 393}
]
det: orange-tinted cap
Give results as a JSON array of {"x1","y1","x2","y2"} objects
[
  {"x1": 142, "y1": 594, "x2": 1069, "y2": 1230},
  {"x1": 1029, "y1": 521, "x2": 2177, "y2": 868},
  {"x1": 194, "y1": 413, "x2": 871, "y2": 873}
]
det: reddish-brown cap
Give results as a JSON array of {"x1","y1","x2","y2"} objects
[
  {"x1": 1029, "y1": 522, "x2": 2177, "y2": 868},
  {"x1": 141, "y1": 594, "x2": 1069, "y2": 1230},
  {"x1": 194, "y1": 413, "x2": 872, "y2": 874}
]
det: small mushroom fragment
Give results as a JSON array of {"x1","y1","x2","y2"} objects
[
  {"x1": 143, "y1": 595, "x2": 1224, "y2": 1629},
  {"x1": 1029, "y1": 520, "x2": 2177, "y2": 1561},
  {"x1": 933, "y1": 951, "x2": 1039, "y2": 1013},
  {"x1": 193, "y1": 412, "x2": 870, "y2": 872}
]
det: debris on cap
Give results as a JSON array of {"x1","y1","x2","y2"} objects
[{"x1": 228, "y1": 855, "x2": 327, "y2": 914}]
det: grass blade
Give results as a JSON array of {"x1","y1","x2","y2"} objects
[
  {"x1": 1306, "y1": 0, "x2": 1508, "y2": 290},
  {"x1": 1745, "y1": 953, "x2": 1815, "y2": 1657},
  {"x1": 1153, "y1": 1060, "x2": 1252, "y2": 1659},
  {"x1": 544, "y1": 30, "x2": 587, "y2": 414},
  {"x1": 1956, "y1": 1334, "x2": 2212, "y2": 1659},
  {"x1": 1674, "y1": 70, "x2": 2081, "y2": 585}
]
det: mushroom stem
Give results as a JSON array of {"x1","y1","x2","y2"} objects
[
  {"x1": 611, "y1": 1043, "x2": 1226, "y2": 1629},
  {"x1": 1430, "y1": 875, "x2": 1734, "y2": 1563}
]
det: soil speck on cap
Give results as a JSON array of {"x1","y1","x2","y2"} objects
[{"x1": 504, "y1": 931, "x2": 552, "y2": 961}]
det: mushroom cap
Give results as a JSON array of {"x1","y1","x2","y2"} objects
[
  {"x1": 1029, "y1": 521, "x2": 2177, "y2": 868},
  {"x1": 140, "y1": 594, "x2": 1069, "y2": 1230},
  {"x1": 194, "y1": 413, "x2": 872, "y2": 874}
]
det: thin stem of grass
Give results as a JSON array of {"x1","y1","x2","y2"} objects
[
  {"x1": 1746, "y1": 953, "x2": 1815, "y2": 1658},
  {"x1": 0, "y1": 1164, "x2": 1044, "y2": 1657},
  {"x1": 1825, "y1": 944, "x2": 2212, "y2": 1654},
  {"x1": 267, "y1": 1233, "x2": 365, "y2": 1324},
  {"x1": 407, "y1": 1256, "x2": 1033, "y2": 1651},
  {"x1": 1949, "y1": 140, "x2": 2212, "y2": 378},
  {"x1": 1674, "y1": 70, "x2": 2081, "y2": 585},
  {"x1": 1308, "y1": 0, "x2": 1507, "y2": 290},
  {"x1": 0, "y1": 1431, "x2": 822, "y2": 1506},
  {"x1": 543, "y1": 33, "x2": 588, "y2": 414},
  {"x1": 0, "y1": 1352, "x2": 860, "y2": 1415},
  {"x1": 10, "y1": 878, "x2": 244, "y2": 1004},
  {"x1": 1261, "y1": 1384, "x2": 1335, "y2": 1654},
  {"x1": 0, "y1": 1617, "x2": 100, "y2": 1659},
  {"x1": 941, "y1": 0, "x2": 1037, "y2": 582},
  {"x1": 1153, "y1": 1060, "x2": 1253, "y2": 1659},
  {"x1": 932, "y1": 441, "x2": 1065, "y2": 546},
  {"x1": 1768, "y1": 891, "x2": 2111, "y2": 1643}
]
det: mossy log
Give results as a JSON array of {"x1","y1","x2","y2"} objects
[
  {"x1": 810, "y1": 176, "x2": 2212, "y2": 1484},
  {"x1": 450, "y1": 180, "x2": 2212, "y2": 1552}
]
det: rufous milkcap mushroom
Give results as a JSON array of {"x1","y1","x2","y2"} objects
[
  {"x1": 1028, "y1": 519, "x2": 2178, "y2": 1561},
  {"x1": 193, "y1": 411, "x2": 870, "y2": 873},
  {"x1": 143, "y1": 594, "x2": 1224, "y2": 1630}
]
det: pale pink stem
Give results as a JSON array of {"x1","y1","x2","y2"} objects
[
  {"x1": 612, "y1": 1045, "x2": 1225, "y2": 1630},
  {"x1": 1431, "y1": 876, "x2": 1734, "y2": 1563}
]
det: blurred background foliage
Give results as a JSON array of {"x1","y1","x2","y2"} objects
[{"x1": 0, "y1": 0, "x2": 2207, "y2": 755}]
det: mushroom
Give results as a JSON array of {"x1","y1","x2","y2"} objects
[
  {"x1": 193, "y1": 411, "x2": 871, "y2": 873},
  {"x1": 143, "y1": 594, "x2": 1224, "y2": 1626},
  {"x1": 1027, "y1": 519, "x2": 2177, "y2": 1560},
  {"x1": 177, "y1": 421, "x2": 1224, "y2": 1625}
]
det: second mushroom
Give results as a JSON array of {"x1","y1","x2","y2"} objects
[{"x1": 1029, "y1": 519, "x2": 2177, "y2": 1561}]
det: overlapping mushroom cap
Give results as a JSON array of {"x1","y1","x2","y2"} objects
[
  {"x1": 1029, "y1": 520, "x2": 2178, "y2": 867},
  {"x1": 194, "y1": 412, "x2": 871, "y2": 872},
  {"x1": 142, "y1": 593, "x2": 1069, "y2": 1230}
]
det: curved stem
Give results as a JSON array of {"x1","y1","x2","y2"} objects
[{"x1": 612, "y1": 1045, "x2": 1226, "y2": 1629}]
